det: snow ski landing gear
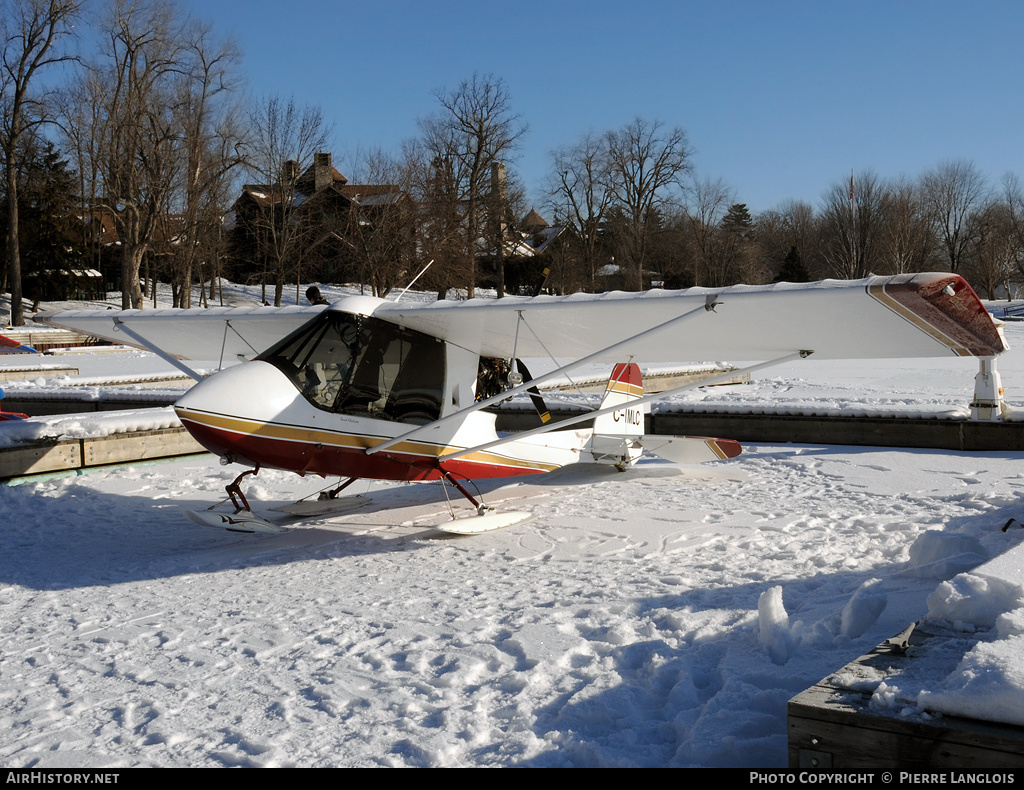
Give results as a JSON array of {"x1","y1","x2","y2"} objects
[
  {"x1": 432, "y1": 470, "x2": 533, "y2": 534},
  {"x1": 185, "y1": 466, "x2": 287, "y2": 533}
]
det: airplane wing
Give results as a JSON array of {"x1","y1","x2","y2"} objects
[
  {"x1": 37, "y1": 273, "x2": 1005, "y2": 364},
  {"x1": 375, "y1": 272, "x2": 1005, "y2": 361},
  {"x1": 35, "y1": 304, "x2": 326, "y2": 362}
]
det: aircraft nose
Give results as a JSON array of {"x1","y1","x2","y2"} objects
[{"x1": 174, "y1": 361, "x2": 301, "y2": 463}]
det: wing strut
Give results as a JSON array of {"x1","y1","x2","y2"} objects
[
  {"x1": 112, "y1": 318, "x2": 205, "y2": 382},
  {"x1": 438, "y1": 350, "x2": 813, "y2": 463},
  {"x1": 365, "y1": 294, "x2": 724, "y2": 458}
]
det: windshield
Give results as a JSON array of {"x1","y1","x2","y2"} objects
[{"x1": 258, "y1": 312, "x2": 446, "y2": 424}]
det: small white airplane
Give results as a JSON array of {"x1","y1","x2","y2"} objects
[{"x1": 40, "y1": 272, "x2": 1007, "y2": 533}]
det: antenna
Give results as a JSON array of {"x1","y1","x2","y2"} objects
[{"x1": 393, "y1": 260, "x2": 434, "y2": 303}]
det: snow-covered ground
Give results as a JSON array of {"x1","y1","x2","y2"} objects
[{"x1": 2, "y1": 287, "x2": 1024, "y2": 767}]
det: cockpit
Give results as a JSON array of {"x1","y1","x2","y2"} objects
[{"x1": 257, "y1": 311, "x2": 446, "y2": 425}]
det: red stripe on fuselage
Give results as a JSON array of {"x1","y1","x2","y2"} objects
[{"x1": 180, "y1": 416, "x2": 548, "y2": 482}]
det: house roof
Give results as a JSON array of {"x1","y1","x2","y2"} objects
[
  {"x1": 339, "y1": 184, "x2": 403, "y2": 202},
  {"x1": 521, "y1": 209, "x2": 548, "y2": 230}
]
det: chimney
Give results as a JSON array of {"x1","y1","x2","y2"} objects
[{"x1": 314, "y1": 152, "x2": 332, "y2": 192}]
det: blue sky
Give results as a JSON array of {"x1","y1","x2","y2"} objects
[{"x1": 170, "y1": 0, "x2": 1023, "y2": 215}]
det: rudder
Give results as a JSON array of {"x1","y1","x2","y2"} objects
[{"x1": 589, "y1": 362, "x2": 645, "y2": 467}]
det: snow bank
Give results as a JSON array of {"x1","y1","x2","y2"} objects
[
  {"x1": 917, "y1": 542, "x2": 1024, "y2": 726},
  {"x1": 840, "y1": 578, "x2": 888, "y2": 639}
]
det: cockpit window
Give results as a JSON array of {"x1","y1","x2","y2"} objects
[{"x1": 258, "y1": 312, "x2": 445, "y2": 424}]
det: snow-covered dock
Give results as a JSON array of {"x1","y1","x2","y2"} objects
[
  {"x1": 0, "y1": 364, "x2": 80, "y2": 381},
  {"x1": 790, "y1": 624, "x2": 1024, "y2": 770},
  {"x1": 789, "y1": 541, "x2": 1024, "y2": 770}
]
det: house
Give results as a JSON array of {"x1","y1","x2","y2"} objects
[
  {"x1": 484, "y1": 208, "x2": 568, "y2": 295},
  {"x1": 226, "y1": 153, "x2": 412, "y2": 289}
]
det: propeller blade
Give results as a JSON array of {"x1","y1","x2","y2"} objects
[{"x1": 515, "y1": 359, "x2": 551, "y2": 424}]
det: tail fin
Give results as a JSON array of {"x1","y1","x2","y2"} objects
[
  {"x1": 587, "y1": 362, "x2": 744, "y2": 468},
  {"x1": 589, "y1": 362, "x2": 646, "y2": 467}
]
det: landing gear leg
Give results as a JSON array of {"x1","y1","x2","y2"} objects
[
  {"x1": 186, "y1": 465, "x2": 285, "y2": 533},
  {"x1": 319, "y1": 476, "x2": 358, "y2": 501},
  {"x1": 226, "y1": 467, "x2": 259, "y2": 513},
  {"x1": 440, "y1": 470, "x2": 489, "y2": 514},
  {"x1": 432, "y1": 470, "x2": 533, "y2": 534}
]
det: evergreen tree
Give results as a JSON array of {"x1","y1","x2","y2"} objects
[
  {"x1": 773, "y1": 245, "x2": 811, "y2": 283},
  {"x1": 721, "y1": 203, "x2": 753, "y2": 238},
  {"x1": 1, "y1": 138, "x2": 88, "y2": 301}
]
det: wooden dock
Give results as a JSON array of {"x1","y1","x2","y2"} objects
[
  {"x1": 0, "y1": 427, "x2": 208, "y2": 481},
  {"x1": 495, "y1": 409, "x2": 1024, "y2": 452},
  {"x1": 789, "y1": 625, "x2": 1024, "y2": 770},
  {"x1": 0, "y1": 328, "x2": 107, "y2": 352}
]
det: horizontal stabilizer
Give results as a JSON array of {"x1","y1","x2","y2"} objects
[{"x1": 639, "y1": 435, "x2": 742, "y2": 464}]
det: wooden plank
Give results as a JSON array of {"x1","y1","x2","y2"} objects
[
  {"x1": 789, "y1": 706, "x2": 1024, "y2": 770},
  {"x1": 0, "y1": 441, "x2": 81, "y2": 478},
  {"x1": 82, "y1": 428, "x2": 207, "y2": 466},
  {"x1": 1, "y1": 428, "x2": 208, "y2": 481},
  {"x1": 1, "y1": 396, "x2": 178, "y2": 415},
  {"x1": 1, "y1": 329, "x2": 103, "y2": 350}
]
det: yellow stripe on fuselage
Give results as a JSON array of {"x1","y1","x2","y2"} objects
[{"x1": 706, "y1": 440, "x2": 728, "y2": 460}]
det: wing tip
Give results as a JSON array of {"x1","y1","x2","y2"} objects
[{"x1": 870, "y1": 273, "x2": 1007, "y2": 357}]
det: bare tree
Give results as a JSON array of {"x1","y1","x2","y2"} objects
[
  {"x1": 68, "y1": 0, "x2": 194, "y2": 309},
  {"x1": 342, "y1": 145, "x2": 418, "y2": 298},
  {"x1": 966, "y1": 199, "x2": 1021, "y2": 299},
  {"x1": 481, "y1": 160, "x2": 527, "y2": 297},
  {"x1": 240, "y1": 95, "x2": 331, "y2": 305},
  {"x1": 920, "y1": 159, "x2": 988, "y2": 274},
  {"x1": 605, "y1": 117, "x2": 692, "y2": 289},
  {"x1": 420, "y1": 72, "x2": 526, "y2": 297},
  {"x1": 684, "y1": 176, "x2": 732, "y2": 287},
  {"x1": 60, "y1": 63, "x2": 117, "y2": 293},
  {"x1": 879, "y1": 177, "x2": 933, "y2": 274},
  {"x1": 170, "y1": 24, "x2": 243, "y2": 307},
  {"x1": 999, "y1": 173, "x2": 1024, "y2": 297},
  {"x1": 818, "y1": 171, "x2": 890, "y2": 279},
  {"x1": 754, "y1": 200, "x2": 820, "y2": 280},
  {"x1": 405, "y1": 137, "x2": 468, "y2": 300},
  {"x1": 717, "y1": 202, "x2": 764, "y2": 285},
  {"x1": 546, "y1": 131, "x2": 618, "y2": 292},
  {"x1": 1, "y1": 0, "x2": 80, "y2": 325}
]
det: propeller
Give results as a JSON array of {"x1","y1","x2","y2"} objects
[{"x1": 514, "y1": 359, "x2": 551, "y2": 424}]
